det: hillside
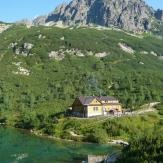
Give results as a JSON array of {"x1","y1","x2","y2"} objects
[
  {"x1": 0, "y1": 24, "x2": 163, "y2": 118},
  {"x1": 0, "y1": 24, "x2": 162, "y2": 144}
]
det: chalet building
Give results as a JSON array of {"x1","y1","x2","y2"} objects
[{"x1": 72, "y1": 96, "x2": 122, "y2": 118}]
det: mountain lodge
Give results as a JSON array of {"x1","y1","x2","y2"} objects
[{"x1": 72, "y1": 96, "x2": 122, "y2": 118}]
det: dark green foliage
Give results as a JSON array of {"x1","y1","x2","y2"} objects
[
  {"x1": 156, "y1": 103, "x2": 163, "y2": 115},
  {"x1": 86, "y1": 128, "x2": 108, "y2": 144},
  {"x1": 152, "y1": 21, "x2": 163, "y2": 38},
  {"x1": 117, "y1": 128, "x2": 163, "y2": 163}
]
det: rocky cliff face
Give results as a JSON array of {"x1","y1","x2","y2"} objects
[
  {"x1": 33, "y1": 16, "x2": 47, "y2": 26},
  {"x1": 155, "y1": 9, "x2": 163, "y2": 21},
  {"x1": 34, "y1": 0, "x2": 154, "y2": 32}
]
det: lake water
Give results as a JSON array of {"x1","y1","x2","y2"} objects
[{"x1": 0, "y1": 127, "x2": 119, "y2": 163}]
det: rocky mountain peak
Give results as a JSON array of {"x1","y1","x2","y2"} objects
[
  {"x1": 155, "y1": 9, "x2": 163, "y2": 21},
  {"x1": 31, "y1": 0, "x2": 162, "y2": 32}
]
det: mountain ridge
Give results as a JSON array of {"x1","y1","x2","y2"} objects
[{"x1": 27, "y1": 0, "x2": 163, "y2": 32}]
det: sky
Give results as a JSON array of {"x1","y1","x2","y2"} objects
[{"x1": 0, "y1": 0, "x2": 163, "y2": 23}]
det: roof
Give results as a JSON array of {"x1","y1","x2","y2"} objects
[
  {"x1": 97, "y1": 96, "x2": 117, "y2": 101},
  {"x1": 78, "y1": 96, "x2": 118, "y2": 106},
  {"x1": 79, "y1": 96, "x2": 95, "y2": 105}
]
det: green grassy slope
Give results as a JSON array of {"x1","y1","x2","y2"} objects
[{"x1": 0, "y1": 25, "x2": 163, "y2": 126}]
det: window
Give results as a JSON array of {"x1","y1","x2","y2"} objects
[{"x1": 93, "y1": 107, "x2": 98, "y2": 111}]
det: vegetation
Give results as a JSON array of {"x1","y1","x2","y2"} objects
[
  {"x1": 156, "y1": 103, "x2": 163, "y2": 115},
  {"x1": 0, "y1": 25, "x2": 162, "y2": 145},
  {"x1": 117, "y1": 127, "x2": 163, "y2": 163},
  {"x1": 13, "y1": 111, "x2": 162, "y2": 144},
  {"x1": 152, "y1": 21, "x2": 163, "y2": 38}
]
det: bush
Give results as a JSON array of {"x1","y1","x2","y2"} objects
[
  {"x1": 117, "y1": 130, "x2": 163, "y2": 163},
  {"x1": 43, "y1": 123, "x2": 55, "y2": 135},
  {"x1": 85, "y1": 128, "x2": 108, "y2": 144},
  {"x1": 159, "y1": 119, "x2": 163, "y2": 125},
  {"x1": 155, "y1": 103, "x2": 163, "y2": 115},
  {"x1": 15, "y1": 111, "x2": 40, "y2": 129},
  {"x1": 159, "y1": 110, "x2": 163, "y2": 115},
  {"x1": 60, "y1": 130, "x2": 72, "y2": 140}
]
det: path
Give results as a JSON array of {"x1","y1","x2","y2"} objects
[{"x1": 127, "y1": 102, "x2": 160, "y2": 115}]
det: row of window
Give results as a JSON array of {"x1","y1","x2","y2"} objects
[{"x1": 93, "y1": 107, "x2": 119, "y2": 111}]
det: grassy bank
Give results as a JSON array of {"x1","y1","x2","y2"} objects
[{"x1": 6, "y1": 111, "x2": 161, "y2": 144}]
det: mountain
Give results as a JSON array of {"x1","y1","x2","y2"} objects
[
  {"x1": 33, "y1": 16, "x2": 47, "y2": 26},
  {"x1": 155, "y1": 9, "x2": 163, "y2": 21},
  {"x1": 16, "y1": 19, "x2": 33, "y2": 27},
  {"x1": 33, "y1": 0, "x2": 156, "y2": 32}
]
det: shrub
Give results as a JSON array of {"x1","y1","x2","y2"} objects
[
  {"x1": 85, "y1": 128, "x2": 108, "y2": 144},
  {"x1": 117, "y1": 130, "x2": 163, "y2": 163},
  {"x1": 159, "y1": 110, "x2": 163, "y2": 115}
]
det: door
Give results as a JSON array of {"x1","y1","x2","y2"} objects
[{"x1": 83, "y1": 107, "x2": 87, "y2": 118}]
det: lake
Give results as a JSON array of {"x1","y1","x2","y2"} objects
[{"x1": 0, "y1": 127, "x2": 120, "y2": 163}]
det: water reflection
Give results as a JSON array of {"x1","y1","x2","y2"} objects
[
  {"x1": 87, "y1": 155, "x2": 106, "y2": 163},
  {"x1": 72, "y1": 155, "x2": 106, "y2": 163}
]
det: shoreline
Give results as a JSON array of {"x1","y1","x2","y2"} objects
[
  {"x1": 0, "y1": 124, "x2": 128, "y2": 146},
  {"x1": 30, "y1": 129, "x2": 75, "y2": 143},
  {"x1": 28, "y1": 128, "x2": 128, "y2": 146},
  {"x1": 31, "y1": 130, "x2": 129, "y2": 146}
]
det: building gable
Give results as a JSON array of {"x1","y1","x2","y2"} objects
[
  {"x1": 89, "y1": 98, "x2": 102, "y2": 106},
  {"x1": 72, "y1": 98, "x2": 83, "y2": 107}
]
